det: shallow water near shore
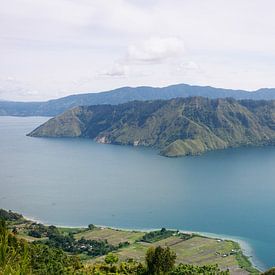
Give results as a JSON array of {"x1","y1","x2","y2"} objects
[{"x1": 1, "y1": 116, "x2": 275, "y2": 270}]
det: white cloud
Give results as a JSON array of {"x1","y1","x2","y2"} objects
[
  {"x1": 2, "y1": 0, "x2": 275, "y2": 100},
  {"x1": 126, "y1": 37, "x2": 185, "y2": 64},
  {"x1": 177, "y1": 61, "x2": 200, "y2": 72},
  {"x1": 97, "y1": 63, "x2": 129, "y2": 78},
  {"x1": 100, "y1": 37, "x2": 187, "y2": 80}
]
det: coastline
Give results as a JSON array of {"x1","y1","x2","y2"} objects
[
  {"x1": 22, "y1": 214, "x2": 262, "y2": 272},
  {"x1": 97, "y1": 225, "x2": 264, "y2": 272},
  {"x1": 180, "y1": 230, "x2": 265, "y2": 272}
]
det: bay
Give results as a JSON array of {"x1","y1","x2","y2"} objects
[{"x1": 1, "y1": 116, "x2": 275, "y2": 270}]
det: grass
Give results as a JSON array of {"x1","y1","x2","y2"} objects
[
  {"x1": 17, "y1": 232, "x2": 46, "y2": 242},
  {"x1": 85, "y1": 231, "x2": 256, "y2": 274},
  {"x1": 235, "y1": 253, "x2": 259, "y2": 274},
  {"x1": 58, "y1": 227, "x2": 86, "y2": 235},
  {"x1": 75, "y1": 227, "x2": 144, "y2": 246},
  {"x1": 232, "y1": 242, "x2": 260, "y2": 274}
]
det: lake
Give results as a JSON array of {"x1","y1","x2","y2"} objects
[{"x1": 1, "y1": 116, "x2": 275, "y2": 270}]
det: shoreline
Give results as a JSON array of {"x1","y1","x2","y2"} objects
[
  {"x1": 23, "y1": 214, "x2": 263, "y2": 272},
  {"x1": 97, "y1": 225, "x2": 265, "y2": 272}
]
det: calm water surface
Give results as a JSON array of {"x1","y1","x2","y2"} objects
[{"x1": 1, "y1": 116, "x2": 275, "y2": 269}]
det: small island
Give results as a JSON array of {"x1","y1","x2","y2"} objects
[{"x1": 0, "y1": 209, "x2": 260, "y2": 274}]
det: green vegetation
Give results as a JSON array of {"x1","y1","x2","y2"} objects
[
  {"x1": 140, "y1": 228, "x2": 190, "y2": 243},
  {"x1": 0, "y1": 209, "x2": 263, "y2": 274},
  {"x1": 105, "y1": 252, "x2": 119, "y2": 266},
  {"x1": 171, "y1": 263, "x2": 229, "y2": 274},
  {"x1": 0, "y1": 219, "x2": 233, "y2": 274},
  {"x1": 36, "y1": 230, "x2": 128, "y2": 257},
  {"x1": 235, "y1": 253, "x2": 259, "y2": 274},
  {"x1": 263, "y1": 267, "x2": 275, "y2": 274},
  {"x1": 110, "y1": 236, "x2": 250, "y2": 274},
  {"x1": 75, "y1": 227, "x2": 144, "y2": 246},
  {"x1": 28, "y1": 97, "x2": 275, "y2": 157},
  {"x1": 141, "y1": 228, "x2": 175, "y2": 243},
  {"x1": 28, "y1": 223, "x2": 59, "y2": 238},
  {"x1": 145, "y1": 246, "x2": 176, "y2": 274},
  {"x1": 0, "y1": 209, "x2": 23, "y2": 222},
  {"x1": 0, "y1": 219, "x2": 82, "y2": 274}
]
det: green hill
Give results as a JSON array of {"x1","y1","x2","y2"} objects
[{"x1": 28, "y1": 97, "x2": 275, "y2": 157}]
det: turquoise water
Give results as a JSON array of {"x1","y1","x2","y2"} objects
[{"x1": 1, "y1": 116, "x2": 275, "y2": 269}]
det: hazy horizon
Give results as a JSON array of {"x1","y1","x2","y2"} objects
[{"x1": 1, "y1": 82, "x2": 275, "y2": 103}]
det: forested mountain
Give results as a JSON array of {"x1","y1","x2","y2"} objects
[
  {"x1": 2, "y1": 83, "x2": 275, "y2": 116},
  {"x1": 28, "y1": 97, "x2": 275, "y2": 157}
]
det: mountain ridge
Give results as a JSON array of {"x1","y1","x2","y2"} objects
[
  {"x1": 2, "y1": 83, "x2": 275, "y2": 116},
  {"x1": 28, "y1": 97, "x2": 275, "y2": 157}
]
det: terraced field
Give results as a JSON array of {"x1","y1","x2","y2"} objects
[
  {"x1": 75, "y1": 227, "x2": 144, "y2": 245},
  {"x1": 81, "y1": 228, "x2": 254, "y2": 274},
  {"x1": 7, "y1": 215, "x2": 256, "y2": 274}
]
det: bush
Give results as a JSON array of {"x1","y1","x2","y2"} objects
[
  {"x1": 28, "y1": 230, "x2": 42, "y2": 238},
  {"x1": 0, "y1": 209, "x2": 23, "y2": 221},
  {"x1": 0, "y1": 219, "x2": 82, "y2": 274},
  {"x1": 145, "y1": 246, "x2": 176, "y2": 274},
  {"x1": 171, "y1": 263, "x2": 230, "y2": 275}
]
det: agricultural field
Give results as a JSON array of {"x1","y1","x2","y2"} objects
[
  {"x1": 82, "y1": 228, "x2": 255, "y2": 274},
  {"x1": 75, "y1": 227, "x2": 144, "y2": 246},
  {"x1": 3, "y1": 209, "x2": 257, "y2": 275}
]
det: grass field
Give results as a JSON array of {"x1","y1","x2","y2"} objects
[
  {"x1": 75, "y1": 227, "x2": 144, "y2": 245},
  {"x1": 82, "y1": 228, "x2": 258, "y2": 274}
]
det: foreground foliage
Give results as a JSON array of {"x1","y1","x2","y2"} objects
[
  {"x1": 263, "y1": 268, "x2": 275, "y2": 275},
  {"x1": 170, "y1": 264, "x2": 230, "y2": 275},
  {"x1": 0, "y1": 219, "x2": 82, "y2": 274}
]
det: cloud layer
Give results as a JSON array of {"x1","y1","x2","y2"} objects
[{"x1": 1, "y1": 0, "x2": 275, "y2": 100}]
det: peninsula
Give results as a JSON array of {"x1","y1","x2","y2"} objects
[
  {"x1": 0, "y1": 209, "x2": 259, "y2": 274},
  {"x1": 28, "y1": 97, "x2": 275, "y2": 157}
]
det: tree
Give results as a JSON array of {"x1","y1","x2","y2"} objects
[
  {"x1": 264, "y1": 268, "x2": 275, "y2": 275},
  {"x1": 170, "y1": 264, "x2": 230, "y2": 275},
  {"x1": 145, "y1": 246, "x2": 176, "y2": 274},
  {"x1": 12, "y1": 227, "x2": 18, "y2": 235},
  {"x1": 88, "y1": 224, "x2": 95, "y2": 230},
  {"x1": 105, "y1": 252, "x2": 118, "y2": 266},
  {"x1": 160, "y1": 228, "x2": 166, "y2": 233}
]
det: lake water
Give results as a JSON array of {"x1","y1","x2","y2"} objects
[{"x1": 1, "y1": 116, "x2": 275, "y2": 270}]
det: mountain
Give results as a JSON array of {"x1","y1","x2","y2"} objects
[
  {"x1": 28, "y1": 97, "x2": 275, "y2": 157},
  {"x1": 2, "y1": 83, "x2": 275, "y2": 116}
]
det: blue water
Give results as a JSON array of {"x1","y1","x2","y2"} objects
[{"x1": 0, "y1": 116, "x2": 275, "y2": 270}]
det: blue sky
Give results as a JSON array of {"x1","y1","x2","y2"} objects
[{"x1": 1, "y1": 0, "x2": 275, "y2": 100}]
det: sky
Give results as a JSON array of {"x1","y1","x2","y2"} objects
[{"x1": 1, "y1": 0, "x2": 275, "y2": 101}]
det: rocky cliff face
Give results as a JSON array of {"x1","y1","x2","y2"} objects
[{"x1": 28, "y1": 97, "x2": 275, "y2": 157}]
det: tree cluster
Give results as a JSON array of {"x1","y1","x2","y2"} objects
[{"x1": 0, "y1": 219, "x2": 82, "y2": 274}]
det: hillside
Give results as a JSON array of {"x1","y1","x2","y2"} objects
[
  {"x1": 2, "y1": 83, "x2": 275, "y2": 116},
  {"x1": 28, "y1": 97, "x2": 275, "y2": 157}
]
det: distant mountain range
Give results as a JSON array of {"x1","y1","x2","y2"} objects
[
  {"x1": 28, "y1": 97, "x2": 275, "y2": 157},
  {"x1": 2, "y1": 83, "x2": 275, "y2": 116}
]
